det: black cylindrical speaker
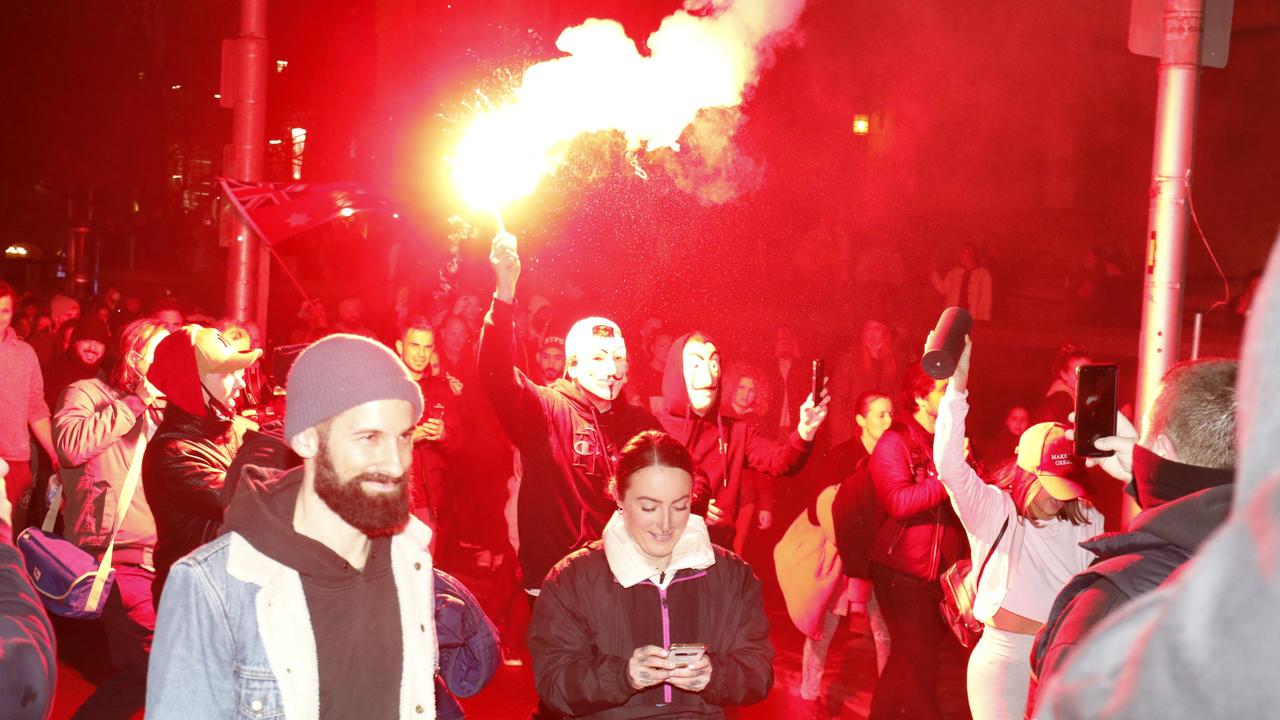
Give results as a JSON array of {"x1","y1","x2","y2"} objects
[{"x1": 921, "y1": 307, "x2": 972, "y2": 380}]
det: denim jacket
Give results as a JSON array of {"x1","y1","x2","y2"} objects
[{"x1": 146, "y1": 520, "x2": 437, "y2": 719}]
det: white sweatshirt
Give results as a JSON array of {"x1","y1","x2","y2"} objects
[{"x1": 934, "y1": 386, "x2": 1102, "y2": 624}]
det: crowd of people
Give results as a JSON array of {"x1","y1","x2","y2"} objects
[{"x1": 0, "y1": 224, "x2": 1275, "y2": 720}]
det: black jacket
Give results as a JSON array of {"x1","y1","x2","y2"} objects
[
  {"x1": 658, "y1": 333, "x2": 812, "y2": 519},
  {"x1": 868, "y1": 417, "x2": 966, "y2": 581},
  {"x1": 1027, "y1": 458, "x2": 1234, "y2": 717},
  {"x1": 529, "y1": 543, "x2": 773, "y2": 718},
  {"x1": 478, "y1": 297, "x2": 659, "y2": 590},
  {"x1": 142, "y1": 403, "x2": 250, "y2": 595}
]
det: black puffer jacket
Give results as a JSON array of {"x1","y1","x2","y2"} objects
[
  {"x1": 867, "y1": 417, "x2": 966, "y2": 581},
  {"x1": 142, "y1": 403, "x2": 251, "y2": 595},
  {"x1": 529, "y1": 543, "x2": 772, "y2": 718},
  {"x1": 1026, "y1": 454, "x2": 1234, "y2": 717},
  {"x1": 478, "y1": 297, "x2": 660, "y2": 590}
]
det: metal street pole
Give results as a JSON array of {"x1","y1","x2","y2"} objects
[
  {"x1": 225, "y1": 0, "x2": 268, "y2": 324},
  {"x1": 1135, "y1": 0, "x2": 1204, "y2": 427}
]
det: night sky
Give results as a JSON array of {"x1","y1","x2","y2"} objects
[{"x1": 3, "y1": 0, "x2": 1278, "y2": 348}]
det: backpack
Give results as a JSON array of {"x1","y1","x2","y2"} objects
[
  {"x1": 830, "y1": 456, "x2": 882, "y2": 579},
  {"x1": 830, "y1": 424, "x2": 936, "y2": 579}
]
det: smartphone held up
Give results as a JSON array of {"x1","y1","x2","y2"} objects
[
  {"x1": 1074, "y1": 363, "x2": 1118, "y2": 458},
  {"x1": 811, "y1": 359, "x2": 826, "y2": 403}
]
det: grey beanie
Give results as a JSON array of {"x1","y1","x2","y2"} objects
[{"x1": 284, "y1": 333, "x2": 424, "y2": 442}]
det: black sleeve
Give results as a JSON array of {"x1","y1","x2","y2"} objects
[
  {"x1": 477, "y1": 296, "x2": 551, "y2": 447},
  {"x1": 743, "y1": 424, "x2": 812, "y2": 477},
  {"x1": 1027, "y1": 580, "x2": 1129, "y2": 718},
  {"x1": 702, "y1": 561, "x2": 774, "y2": 706},
  {"x1": 528, "y1": 567, "x2": 635, "y2": 716}
]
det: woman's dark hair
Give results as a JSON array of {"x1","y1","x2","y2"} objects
[
  {"x1": 720, "y1": 362, "x2": 771, "y2": 416},
  {"x1": 610, "y1": 430, "x2": 694, "y2": 501},
  {"x1": 900, "y1": 362, "x2": 936, "y2": 412},
  {"x1": 990, "y1": 461, "x2": 1090, "y2": 526},
  {"x1": 1051, "y1": 343, "x2": 1091, "y2": 380},
  {"x1": 854, "y1": 390, "x2": 892, "y2": 419}
]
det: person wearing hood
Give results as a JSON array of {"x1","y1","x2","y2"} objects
[
  {"x1": 658, "y1": 331, "x2": 829, "y2": 549},
  {"x1": 1028, "y1": 358, "x2": 1238, "y2": 718},
  {"x1": 140, "y1": 325, "x2": 260, "y2": 598},
  {"x1": 529, "y1": 430, "x2": 772, "y2": 718},
  {"x1": 147, "y1": 333, "x2": 439, "y2": 718},
  {"x1": 478, "y1": 231, "x2": 659, "y2": 598},
  {"x1": 42, "y1": 315, "x2": 111, "y2": 411},
  {"x1": 1034, "y1": 235, "x2": 1280, "y2": 719}
]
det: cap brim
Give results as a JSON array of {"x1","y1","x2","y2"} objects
[
  {"x1": 1036, "y1": 472, "x2": 1091, "y2": 501},
  {"x1": 201, "y1": 348, "x2": 263, "y2": 374}
]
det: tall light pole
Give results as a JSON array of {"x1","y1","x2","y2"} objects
[
  {"x1": 223, "y1": 0, "x2": 269, "y2": 325},
  {"x1": 1135, "y1": 0, "x2": 1206, "y2": 425}
]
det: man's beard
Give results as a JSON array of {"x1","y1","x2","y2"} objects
[{"x1": 314, "y1": 439, "x2": 411, "y2": 537}]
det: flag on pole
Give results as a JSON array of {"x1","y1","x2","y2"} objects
[{"x1": 219, "y1": 178, "x2": 395, "y2": 245}]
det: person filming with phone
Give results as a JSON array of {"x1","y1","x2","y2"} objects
[
  {"x1": 932, "y1": 335, "x2": 1102, "y2": 720},
  {"x1": 528, "y1": 430, "x2": 772, "y2": 718},
  {"x1": 394, "y1": 317, "x2": 462, "y2": 540},
  {"x1": 1027, "y1": 358, "x2": 1238, "y2": 717}
]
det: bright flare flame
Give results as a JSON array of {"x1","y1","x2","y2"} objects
[{"x1": 449, "y1": 0, "x2": 807, "y2": 211}]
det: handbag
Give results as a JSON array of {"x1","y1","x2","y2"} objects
[
  {"x1": 774, "y1": 486, "x2": 844, "y2": 639},
  {"x1": 939, "y1": 516, "x2": 1010, "y2": 648},
  {"x1": 16, "y1": 422, "x2": 149, "y2": 620}
]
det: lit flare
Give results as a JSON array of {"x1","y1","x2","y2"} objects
[{"x1": 448, "y1": 0, "x2": 806, "y2": 210}]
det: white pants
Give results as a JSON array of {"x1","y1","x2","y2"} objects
[{"x1": 967, "y1": 626, "x2": 1036, "y2": 720}]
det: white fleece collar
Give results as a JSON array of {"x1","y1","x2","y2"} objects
[{"x1": 603, "y1": 511, "x2": 716, "y2": 588}]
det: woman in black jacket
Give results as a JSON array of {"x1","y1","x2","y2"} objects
[{"x1": 528, "y1": 430, "x2": 773, "y2": 719}]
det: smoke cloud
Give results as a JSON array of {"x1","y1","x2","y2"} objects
[{"x1": 449, "y1": 0, "x2": 808, "y2": 210}]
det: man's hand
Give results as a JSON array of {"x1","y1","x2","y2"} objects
[
  {"x1": 421, "y1": 418, "x2": 445, "y2": 443},
  {"x1": 797, "y1": 391, "x2": 831, "y2": 441},
  {"x1": 411, "y1": 419, "x2": 445, "y2": 444},
  {"x1": 137, "y1": 378, "x2": 166, "y2": 408},
  {"x1": 490, "y1": 231, "x2": 521, "y2": 303},
  {"x1": 626, "y1": 645, "x2": 672, "y2": 691},
  {"x1": 1066, "y1": 411, "x2": 1138, "y2": 483},
  {"x1": 757, "y1": 510, "x2": 773, "y2": 530},
  {"x1": 667, "y1": 654, "x2": 713, "y2": 693},
  {"x1": 446, "y1": 374, "x2": 464, "y2": 396},
  {"x1": 704, "y1": 499, "x2": 728, "y2": 527}
]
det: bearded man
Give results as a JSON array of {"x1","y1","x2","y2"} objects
[
  {"x1": 478, "y1": 231, "x2": 660, "y2": 599},
  {"x1": 146, "y1": 333, "x2": 438, "y2": 719}
]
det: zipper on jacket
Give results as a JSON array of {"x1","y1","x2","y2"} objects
[
  {"x1": 928, "y1": 507, "x2": 943, "y2": 580},
  {"x1": 659, "y1": 585, "x2": 672, "y2": 705}
]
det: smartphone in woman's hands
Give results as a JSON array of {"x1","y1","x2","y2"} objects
[{"x1": 668, "y1": 643, "x2": 707, "y2": 668}]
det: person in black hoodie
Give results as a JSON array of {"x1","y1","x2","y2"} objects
[
  {"x1": 141, "y1": 325, "x2": 260, "y2": 598},
  {"x1": 1026, "y1": 358, "x2": 1238, "y2": 717},
  {"x1": 658, "y1": 331, "x2": 828, "y2": 549},
  {"x1": 42, "y1": 315, "x2": 110, "y2": 411},
  {"x1": 479, "y1": 231, "x2": 660, "y2": 598}
]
